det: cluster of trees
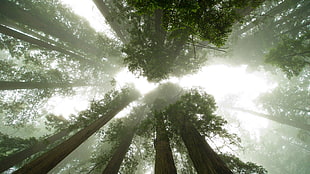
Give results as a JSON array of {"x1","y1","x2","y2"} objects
[
  {"x1": 0, "y1": 0, "x2": 309, "y2": 173},
  {"x1": 226, "y1": 0, "x2": 309, "y2": 76}
]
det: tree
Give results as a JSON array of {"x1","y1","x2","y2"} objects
[
  {"x1": 0, "y1": 127, "x2": 69, "y2": 173},
  {"x1": 94, "y1": 0, "x2": 264, "y2": 81},
  {"x1": 230, "y1": 107, "x2": 310, "y2": 132},
  {"x1": 154, "y1": 111, "x2": 177, "y2": 174},
  {"x1": 0, "y1": 24, "x2": 93, "y2": 64},
  {"x1": 12, "y1": 87, "x2": 140, "y2": 174},
  {"x1": 265, "y1": 31, "x2": 310, "y2": 78},
  {"x1": 164, "y1": 90, "x2": 234, "y2": 173},
  {"x1": 0, "y1": 0, "x2": 100, "y2": 57},
  {"x1": 127, "y1": 0, "x2": 264, "y2": 46},
  {"x1": 0, "y1": 81, "x2": 88, "y2": 90}
]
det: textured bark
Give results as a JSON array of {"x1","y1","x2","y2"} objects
[
  {"x1": 0, "y1": 81, "x2": 88, "y2": 90},
  {"x1": 180, "y1": 122, "x2": 233, "y2": 174},
  {"x1": 13, "y1": 90, "x2": 139, "y2": 174},
  {"x1": 0, "y1": 0, "x2": 98, "y2": 55},
  {"x1": 0, "y1": 128, "x2": 71, "y2": 173},
  {"x1": 232, "y1": 107, "x2": 310, "y2": 132},
  {"x1": 102, "y1": 127, "x2": 135, "y2": 174},
  {"x1": 0, "y1": 24, "x2": 94, "y2": 64},
  {"x1": 154, "y1": 114, "x2": 177, "y2": 174}
]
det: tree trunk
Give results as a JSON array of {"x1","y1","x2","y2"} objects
[
  {"x1": 236, "y1": 0, "x2": 300, "y2": 35},
  {"x1": 93, "y1": 0, "x2": 128, "y2": 44},
  {"x1": 0, "y1": 16, "x2": 88, "y2": 58},
  {"x1": 0, "y1": 81, "x2": 89, "y2": 90},
  {"x1": 0, "y1": 0, "x2": 98, "y2": 55},
  {"x1": 154, "y1": 114, "x2": 177, "y2": 174},
  {"x1": 231, "y1": 107, "x2": 310, "y2": 132},
  {"x1": 180, "y1": 121, "x2": 233, "y2": 174},
  {"x1": 13, "y1": 89, "x2": 139, "y2": 174},
  {"x1": 0, "y1": 24, "x2": 96, "y2": 65},
  {"x1": 102, "y1": 127, "x2": 135, "y2": 174},
  {"x1": 0, "y1": 128, "x2": 71, "y2": 173}
]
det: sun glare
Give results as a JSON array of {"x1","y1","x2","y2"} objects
[
  {"x1": 115, "y1": 69, "x2": 158, "y2": 95},
  {"x1": 46, "y1": 95, "x2": 90, "y2": 120},
  {"x1": 60, "y1": 0, "x2": 115, "y2": 37},
  {"x1": 178, "y1": 65, "x2": 273, "y2": 100}
]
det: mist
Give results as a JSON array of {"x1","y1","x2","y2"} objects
[{"x1": 0, "y1": 0, "x2": 309, "y2": 173}]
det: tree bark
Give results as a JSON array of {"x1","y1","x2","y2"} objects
[
  {"x1": 13, "y1": 89, "x2": 139, "y2": 174},
  {"x1": 0, "y1": 81, "x2": 88, "y2": 90},
  {"x1": 154, "y1": 114, "x2": 177, "y2": 174},
  {"x1": 0, "y1": 128, "x2": 71, "y2": 173},
  {"x1": 180, "y1": 121, "x2": 233, "y2": 174},
  {"x1": 231, "y1": 107, "x2": 310, "y2": 132},
  {"x1": 102, "y1": 127, "x2": 135, "y2": 174}
]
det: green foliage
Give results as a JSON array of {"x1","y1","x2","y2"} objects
[
  {"x1": 220, "y1": 154, "x2": 267, "y2": 174},
  {"x1": 121, "y1": 0, "x2": 263, "y2": 81},
  {"x1": 265, "y1": 31, "x2": 310, "y2": 78},
  {"x1": 164, "y1": 89, "x2": 240, "y2": 146},
  {"x1": 0, "y1": 132, "x2": 37, "y2": 160},
  {"x1": 257, "y1": 69, "x2": 310, "y2": 123},
  {"x1": 127, "y1": 0, "x2": 258, "y2": 46}
]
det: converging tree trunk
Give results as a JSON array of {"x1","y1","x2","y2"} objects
[
  {"x1": 154, "y1": 113, "x2": 177, "y2": 174},
  {"x1": 102, "y1": 126, "x2": 135, "y2": 174},
  {"x1": 0, "y1": 81, "x2": 88, "y2": 90},
  {"x1": 13, "y1": 89, "x2": 140, "y2": 174},
  {"x1": 0, "y1": 128, "x2": 71, "y2": 173},
  {"x1": 231, "y1": 107, "x2": 310, "y2": 132},
  {"x1": 93, "y1": 0, "x2": 128, "y2": 43},
  {"x1": 0, "y1": 0, "x2": 99, "y2": 55},
  {"x1": 180, "y1": 121, "x2": 233, "y2": 174},
  {"x1": 0, "y1": 24, "x2": 95, "y2": 64}
]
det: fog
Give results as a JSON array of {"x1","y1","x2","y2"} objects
[{"x1": 0, "y1": 0, "x2": 309, "y2": 174}]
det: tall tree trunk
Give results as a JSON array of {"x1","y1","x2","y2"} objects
[
  {"x1": 231, "y1": 107, "x2": 310, "y2": 132},
  {"x1": 13, "y1": 89, "x2": 140, "y2": 174},
  {"x1": 154, "y1": 113, "x2": 177, "y2": 174},
  {"x1": 0, "y1": 81, "x2": 88, "y2": 90},
  {"x1": 102, "y1": 126, "x2": 135, "y2": 174},
  {"x1": 0, "y1": 16, "x2": 88, "y2": 58},
  {"x1": 0, "y1": 24, "x2": 96, "y2": 65},
  {"x1": 93, "y1": 0, "x2": 128, "y2": 44},
  {"x1": 0, "y1": 128, "x2": 71, "y2": 173},
  {"x1": 180, "y1": 121, "x2": 233, "y2": 174},
  {"x1": 0, "y1": 0, "x2": 98, "y2": 56},
  {"x1": 236, "y1": 0, "x2": 301, "y2": 35}
]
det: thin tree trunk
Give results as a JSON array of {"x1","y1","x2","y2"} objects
[
  {"x1": 102, "y1": 127, "x2": 135, "y2": 174},
  {"x1": 0, "y1": 24, "x2": 96, "y2": 65},
  {"x1": 0, "y1": 16, "x2": 88, "y2": 58},
  {"x1": 0, "y1": 0, "x2": 98, "y2": 55},
  {"x1": 180, "y1": 121, "x2": 233, "y2": 174},
  {"x1": 236, "y1": 0, "x2": 300, "y2": 35},
  {"x1": 13, "y1": 89, "x2": 139, "y2": 174},
  {"x1": 0, "y1": 128, "x2": 71, "y2": 173},
  {"x1": 231, "y1": 107, "x2": 310, "y2": 132},
  {"x1": 154, "y1": 114, "x2": 177, "y2": 174},
  {"x1": 0, "y1": 81, "x2": 88, "y2": 90},
  {"x1": 93, "y1": 0, "x2": 127, "y2": 44}
]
